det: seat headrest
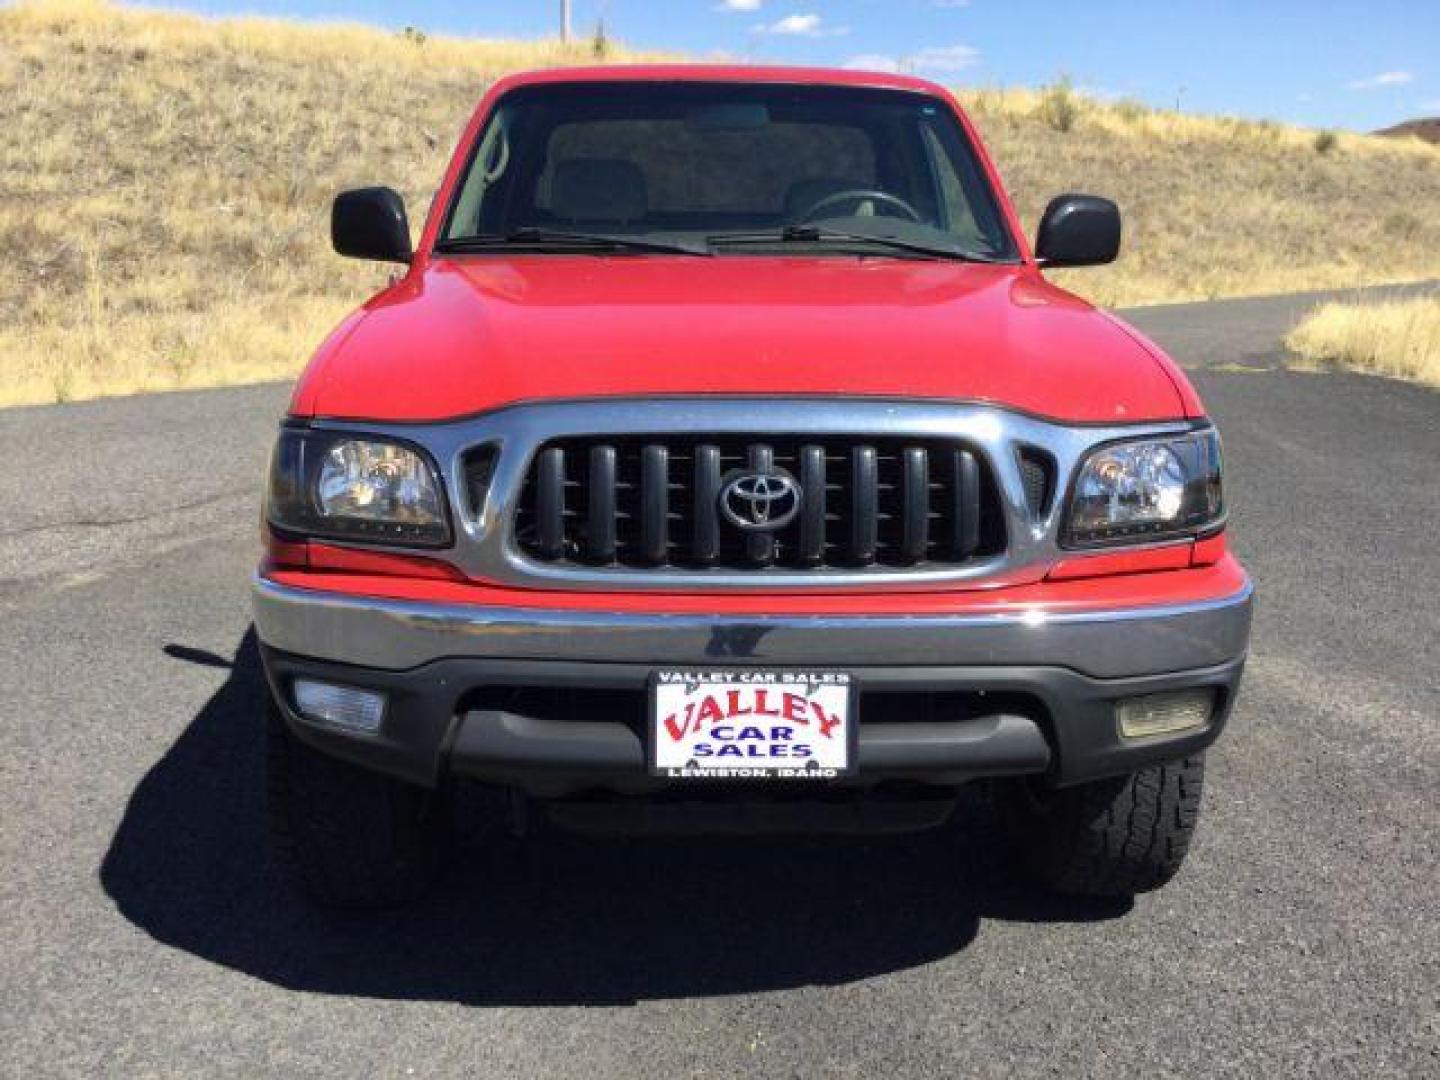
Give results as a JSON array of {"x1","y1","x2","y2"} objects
[{"x1": 551, "y1": 158, "x2": 648, "y2": 222}]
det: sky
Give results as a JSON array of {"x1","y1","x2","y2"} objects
[{"x1": 172, "y1": 1, "x2": 1439, "y2": 131}]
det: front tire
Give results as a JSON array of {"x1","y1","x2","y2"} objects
[
  {"x1": 997, "y1": 754, "x2": 1206, "y2": 897},
  {"x1": 265, "y1": 696, "x2": 449, "y2": 908}
]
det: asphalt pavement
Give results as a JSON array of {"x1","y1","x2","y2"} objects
[{"x1": 2, "y1": 283, "x2": 1437, "y2": 1077}]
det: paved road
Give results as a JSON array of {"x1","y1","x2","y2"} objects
[{"x1": 3, "y1": 285, "x2": 1437, "y2": 1077}]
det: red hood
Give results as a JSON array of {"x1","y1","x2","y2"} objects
[{"x1": 292, "y1": 257, "x2": 1196, "y2": 423}]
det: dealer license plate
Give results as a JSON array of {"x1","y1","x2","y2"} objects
[{"x1": 650, "y1": 670, "x2": 854, "y2": 780}]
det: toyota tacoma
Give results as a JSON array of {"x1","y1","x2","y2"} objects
[{"x1": 255, "y1": 66, "x2": 1251, "y2": 907}]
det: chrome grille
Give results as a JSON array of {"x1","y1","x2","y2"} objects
[{"x1": 512, "y1": 436, "x2": 1005, "y2": 570}]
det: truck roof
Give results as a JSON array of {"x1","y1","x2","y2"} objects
[{"x1": 488, "y1": 63, "x2": 953, "y2": 98}]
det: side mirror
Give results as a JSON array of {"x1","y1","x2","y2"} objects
[
  {"x1": 332, "y1": 187, "x2": 412, "y2": 264},
  {"x1": 1034, "y1": 194, "x2": 1120, "y2": 267}
]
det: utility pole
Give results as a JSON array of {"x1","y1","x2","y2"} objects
[{"x1": 561, "y1": 0, "x2": 572, "y2": 43}]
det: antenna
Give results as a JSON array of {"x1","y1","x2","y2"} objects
[{"x1": 561, "y1": 0, "x2": 572, "y2": 43}]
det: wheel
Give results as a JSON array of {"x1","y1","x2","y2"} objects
[
  {"x1": 265, "y1": 695, "x2": 449, "y2": 908},
  {"x1": 795, "y1": 187, "x2": 924, "y2": 224},
  {"x1": 997, "y1": 754, "x2": 1206, "y2": 897}
]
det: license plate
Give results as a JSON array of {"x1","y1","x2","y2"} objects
[{"x1": 650, "y1": 670, "x2": 854, "y2": 780}]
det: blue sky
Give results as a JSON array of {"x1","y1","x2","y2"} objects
[{"x1": 173, "y1": 1, "x2": 1438, "y2": 130}]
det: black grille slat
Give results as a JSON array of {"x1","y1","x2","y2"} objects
[
  {"x1": 640, "y1": 444, "x2": 668, "y2": 564},
  {"x1": 798, "y1": 444, "x2": 826, "y2": 565},
  {"x1": 693, "y1": 444, "x2": 721, "y2": 564},
  {"x1": 850, "y1": 445, "x2": 878, "y2": 565},
  {"x1": 586, "y1": 445, "x2": 616, "y2": 562},
  {"x1": 536, "y1": 447, "x2": 566, "y2": 559},
  {"x1": 517, "y1": 435, "x2": 1003, "y2": 571},
  {"x1": 951, "y1": 448, "x2": 981, "y2": 558},
  {"x1": 901, "y1": 446, "x2": 929, "y2": 562},
  {"x1": 747, "y1": 444, "x2": 775, "y2": 566}
]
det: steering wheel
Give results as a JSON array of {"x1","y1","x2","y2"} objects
[{"x1": 796, "y1": 188, "x2": 923, "y2": 224}]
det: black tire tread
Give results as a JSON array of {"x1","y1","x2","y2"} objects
[
  {"x1": 266, "y1": 698, "x2": 446, "y2": 908},
  {"x1": 1000, "y1": 754, "x2": 1205, "y2": 897}
]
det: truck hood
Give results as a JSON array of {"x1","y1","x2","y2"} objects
[{"x1": 293, "y1": 257, "x2": 1194, "y2": 423}]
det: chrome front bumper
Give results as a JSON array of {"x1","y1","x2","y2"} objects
[
  {"x1": 254, "y1": 574, "x2": 1252, "y2": 793},
  {"x1": 252, "y1": 574, "x2": 1252, "y2": 679}
]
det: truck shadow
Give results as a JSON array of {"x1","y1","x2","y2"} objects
[{"x1": 100, "y1": 630, "x2": 1128, "y2": 1006}]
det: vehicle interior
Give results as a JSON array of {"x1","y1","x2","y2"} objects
[{"x1": 443, "y1": 82, "x2": 1017, "y2": 257}]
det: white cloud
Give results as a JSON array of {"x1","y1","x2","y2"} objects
[
  {"x1": 755, "y1": 13, "x2": 848, "y2": 37},
  {"x1": 844, "y1": 54, "x2": 903, "y2": 73},
  {"x1": 933, "y1": 0, "x2": 971, "y2": 7},
  {"x1": 844, "y1": 44, "x2": 980, "y2": 75},
  {"x1": 715, "y1": 0, "x2": 762, "y2": 11},
  {"x1": 908, "y1": 43, "x2": 980, "y2": 72},
  {"x1": 770, "y1": 13, "x2": 820, "y2": 35},
  {"x1": 1344, "y1": 70, "x2": 1414, "y2": 90},
  {"x1": 1420, "y1": 99, "x2": 1440, "y2": 112}
]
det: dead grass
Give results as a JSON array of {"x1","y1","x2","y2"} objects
[
  {"x1": 1284, "y1": 293, "x2": 1440, "y2": 387},
  {"x1": 0, "y1": 0, "x2": 665, "y2": 406},
  {"x1": 956, "y1": 86, "x2": 1440, "y2": 309},
  {"x1": 3, "y1": 1, "x2": 1439, "y2": 406}
]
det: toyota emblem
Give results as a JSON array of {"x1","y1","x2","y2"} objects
[{"x1": 719, "y1": 470, "x2": 802, "y2": 532}]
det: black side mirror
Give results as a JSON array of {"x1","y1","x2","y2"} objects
[
  {"x1": 332, "y1": 187, "x2": 412, "y2": 264},
  {"x1": 1034, "y1": 194, "x2": 1121, "y2": 267}
]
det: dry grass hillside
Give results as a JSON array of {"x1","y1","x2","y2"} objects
[
  {"x1": 963, "y1": 84, "x2": 1440, "y2": 311},
  {"x1": 3, "y1": 1, "x2": 1439, "y2": 406}
]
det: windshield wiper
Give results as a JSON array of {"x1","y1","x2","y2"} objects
[
  {"x1": 709, "y1": 225, "x2": 1008, "y2": 263},
  {"x1": 437, "y1": 228, "x2": 712, "y2": 257}
]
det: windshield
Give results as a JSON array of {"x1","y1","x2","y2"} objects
[{"x1": 440, "y1": 82, "x2": 1019, "y2": 260}]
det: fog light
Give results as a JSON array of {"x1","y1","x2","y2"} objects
[
  {"x1": 292, "y1": 679, "x2": 386, "y2": 734},
  {"x1": 1116, "y1": 689, "x2": 1213, "y2": 740}
]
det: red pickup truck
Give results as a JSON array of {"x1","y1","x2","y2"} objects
[{"x1": 255, "y1": 66, "x2": 1251, "y2": 907}]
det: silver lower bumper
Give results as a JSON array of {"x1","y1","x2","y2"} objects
[{"x1": 251, "y1": 574, "x2": 1252, "y2": 679}]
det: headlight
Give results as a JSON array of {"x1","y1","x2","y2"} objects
[
  {"x1": 1063, "y1": 428, "x2": 1223, "y2": 547},
  {"x1": 266, "y1": 427, "x2": 451, "y2": 547}
]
